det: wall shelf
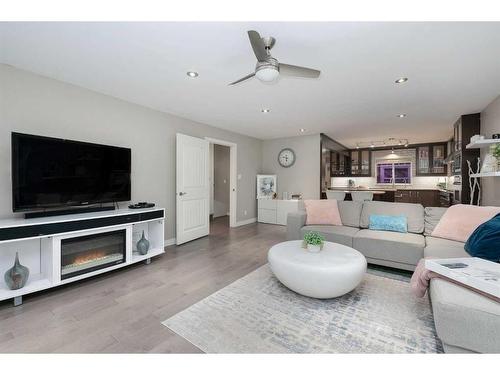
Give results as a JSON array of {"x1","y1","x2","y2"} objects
[
  {"x1": 466, "y1": 139, "x2": 500, "y2": 149},
  {"x1": 470, "y1": 171, "x2": 500, "y2": 178}
]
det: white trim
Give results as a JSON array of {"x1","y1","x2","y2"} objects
[
  {"x1": 205, "y1": 137, "x2": 238, "y2": 228},
  {"x1": 234, "y1": 217, "x2": 257, "y2": 227},
  {"x1": 164, "y1": 238, "x2": 176, "y2": 247}
]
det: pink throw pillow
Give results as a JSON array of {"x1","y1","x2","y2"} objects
[
  {"x1": 431, "y1": 204, "x2": 500, "y2": 243},
  {"x1": 304, "y1": 199, "x2": 343, "y2": 226}
]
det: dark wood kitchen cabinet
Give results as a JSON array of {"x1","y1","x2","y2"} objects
[
  {"x1": 416, "y1": 143, "x2": 447, "y2": 176},
  {"x1": 331, "y1": 150, "x2": 350, "y2": 177},
  {"x1": 394, "y1": 189, "x2": 439, "y2": 207},
  {"x1": 349, "y1": 150, "x2": 371, "y2": 176}
]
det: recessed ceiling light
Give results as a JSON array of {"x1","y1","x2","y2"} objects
[
  {"x1": 186, "y1": 71, "x2": 199, "y2": 78},
  {"x1": 395, "y1": 77, "x2": 408, "y2": 84},
  {"x1": 397, "y1": 114, "x2": 407, "y2": 118},
  {"x1": 261, "y1": 108, "x2": 270, "y2": 113},
  {"x1": 299, "y1": 128, "x2": 305, "y2": 133}
]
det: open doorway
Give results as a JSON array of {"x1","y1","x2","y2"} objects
[{"x1": 206, "y1": 137, "x2": 237, "y2": 230}]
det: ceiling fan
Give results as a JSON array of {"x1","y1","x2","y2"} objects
[{"x1": 229, "y1": 30, "x2": 321, "y2": 85}]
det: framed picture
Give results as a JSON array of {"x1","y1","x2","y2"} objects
[{"x1": 256, "y1": 174, "x2": 277, "y2": 199}]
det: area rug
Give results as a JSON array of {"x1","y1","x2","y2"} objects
[{"x1": 162, "y1": 265, "x2": 443, "y2": 353}]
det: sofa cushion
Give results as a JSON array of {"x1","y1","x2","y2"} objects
[
  {"x1": 369, "y1": 214, "x2": 407, "y2": 233},
  {"x1": 431, "y1": 204, "x2": 500, "y2": 243},
  {"x1": 430, "y1": 278, "x2": 500, "y2": 353},
  {"x1": 353, "y1": 229, "x2": 424, "y2": 266},
  {"x1": 465, "y1": 213, "x2": 500, "y2": 262},
  {"x1": 360, "y1": 201, "x2": 424, "y2": 234},
  {"x1": 424, "y1": 206, "x2": 448, "y2": 236},
  {"x1": 337, "y1": 201, "x2": 363, "y2": 228},
  {"x1": 424, "y1": 236, "x2": 468, "y2": 258},
  {"x1": 303, "y1": 200, "x2": 342, "y2": 226},
  {"x1": 301, "y1": 225, "x2": 360, "y2": 247}
]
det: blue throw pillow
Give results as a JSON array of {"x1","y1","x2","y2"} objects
[
  {"x1": 369, "y1": 214, "x2": 407, "y2": 233},
  {"x1": 465, "y1": 213, "x2": 500, "y2": 262}
]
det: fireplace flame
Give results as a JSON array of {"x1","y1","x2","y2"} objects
[{"x1": 71, "y1": 250, "x2": 109, "y2": 266}]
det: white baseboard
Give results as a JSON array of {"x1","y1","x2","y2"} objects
[
  {"x1": 163, "y1": 218, "x2": 256, "y2": 246},
  {"x1": 164, "y1": 238, "x2": 176, "y2": 247},
  {"x1": 233, "y1": 217, "x2": 257, "y2": 227}
]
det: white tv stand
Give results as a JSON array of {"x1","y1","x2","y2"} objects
[{"x1": 0, "y1": 207, "x2": 165, "y2": 306}]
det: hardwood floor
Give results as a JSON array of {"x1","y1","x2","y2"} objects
[{"x1": 0, "y1": 217, "x2": 286, "y2": 353}]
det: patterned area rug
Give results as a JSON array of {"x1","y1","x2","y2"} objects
[{"x1": 162, "y1": 265, "x2": 443, "y2": 353}]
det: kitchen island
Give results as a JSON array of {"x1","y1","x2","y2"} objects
[{"x1": 324, "y1": 187, "x2": 443, "y2": 206}]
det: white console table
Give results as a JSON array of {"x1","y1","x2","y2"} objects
[
  {"x1": 257, "y1": 199, "x2": 302, "y2": 225},
  {"x1": 0, "y1": 207, "x2": 165, "y2": 306}
]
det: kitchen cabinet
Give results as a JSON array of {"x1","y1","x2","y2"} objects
[
  {"x1": 349, "y1": 150, "x2": 371, "y2": 176},
  {"x1": 331, "y1": 150, "x2": 350, "y2": 177},
  {"x1": 416, "y1": 143, "x2": 447, "y2": 176},
  {"x1": 394, "y1": 189, "x2": 439, "y2": 207}
]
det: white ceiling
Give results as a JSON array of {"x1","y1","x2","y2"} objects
[{"x1": 2, "y1": 22, "x2": 500, "y2": 147}]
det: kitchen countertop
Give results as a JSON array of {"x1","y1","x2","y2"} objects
[{"x1": 326, "y1": 187, "x2": 443, "y2": 192}]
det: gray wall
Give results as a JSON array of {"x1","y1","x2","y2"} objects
[
  {"x1": 261, "y1": 134, "x2": 321, "y2": 199},
  {"x1": 481, "y1": 94, "x2": 500, "y2": 206},
  {"x1": 0, "y1": 65, "x2": 262, "y2": 242},
  {"x1": 213, "y1": 144, "x2": 230, "y2": 218}
]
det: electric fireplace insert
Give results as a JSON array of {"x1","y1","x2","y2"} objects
[{"x1": 61, "y1": 229, "x2": 126, "y2": 280}]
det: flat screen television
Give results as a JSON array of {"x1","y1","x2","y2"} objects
[{"x1": 12, "y1": 132, "x2": 131, "y2": 212}]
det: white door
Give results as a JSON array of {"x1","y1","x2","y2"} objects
[{"x1": 176, "y1": 133, "x2": 210, "y2": 244}]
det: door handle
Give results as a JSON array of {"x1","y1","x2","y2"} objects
[{"x1": 179, "y1": 192, "x2": 187, "y2": 196}]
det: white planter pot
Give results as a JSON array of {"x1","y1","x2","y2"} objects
[{"x1": 307, "y1": 244, "x2": 321, "y2": 253}]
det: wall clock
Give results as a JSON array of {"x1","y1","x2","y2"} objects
[{"x1": 278, "y1": 148, "x2": 296, "y2": 168}]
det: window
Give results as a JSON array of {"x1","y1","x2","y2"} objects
[{"x1": 376, "y1": 162, "x2": 412, "y2": 184}]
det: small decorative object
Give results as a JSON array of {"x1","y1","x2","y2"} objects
[
  {"x1": 303, "y1": 231, "x2": 324, "y2": 253},
  {"x1": 256, "y1": 174, "x2": 277, "y2": 199},
  {"x1": 470, "y1": 134, "x2": 485, "y2": 143},
  {"x1": 282, "y1": 191, "x2": 289, "y2": 200},
  {"x1": 291, "y1": 194, "x2": 302, "y2": 200},
  {"x1": 492, "y1": 133, "x2": 500, "y2": 139},
  {"x1": 278, "y1": 148, "x2": 296, "y2": 168},
  {"x1": 136, "y1": 230, "x2": 150, "y2": 255},
  {"x1": 467, "y1": 158, "x2": 481, "y2": 206},
  {"x1": 481, "y1": 145, "x2": 498, "y2": 173},
  {"x1": 4, "y1": 252, "x2": 30, "y2": 290}
]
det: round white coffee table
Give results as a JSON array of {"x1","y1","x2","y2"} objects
[{"x1": 268, "y1": 240, "x2": 367, "y2": 299}]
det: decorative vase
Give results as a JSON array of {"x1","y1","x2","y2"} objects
[
  {"x1": 136, "y1": 230, "x2": 150, "y2": 255},
  {"x1": 4, "y1": 252, "x2": 30, "y2": 290},
  {"x1": 307, "y1": 244, "x2": 322, "y2": 253}
]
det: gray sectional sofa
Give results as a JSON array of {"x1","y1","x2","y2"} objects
[{"x1": 286, "y1": 201, "x2": 500, "y2": 353}]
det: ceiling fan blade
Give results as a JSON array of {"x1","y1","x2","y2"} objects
[
  {"x1": 279, "y1": 63, "x2": 321, "y2": 78},
  {"x1": 229, "y1": 73, "x2": 255, "y2": 85},
  {"x1": 247, "y1": 30, "x2": 268, "y2": 62}
]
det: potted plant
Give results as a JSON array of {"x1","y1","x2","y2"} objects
[
  {"x1": 492, "y1": 144, "x2": 500, "y2": 171},
  {"x1": 303, "y1": 231, "x2": 324, "y2": 253}
]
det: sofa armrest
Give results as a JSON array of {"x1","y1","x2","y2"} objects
[{"x1": 286, "y1": 210, "x2": 307, "y2": 240}]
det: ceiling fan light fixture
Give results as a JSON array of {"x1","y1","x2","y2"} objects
[{"x1": 255, "y1": 66, "x2": 279, "y2": 82}]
